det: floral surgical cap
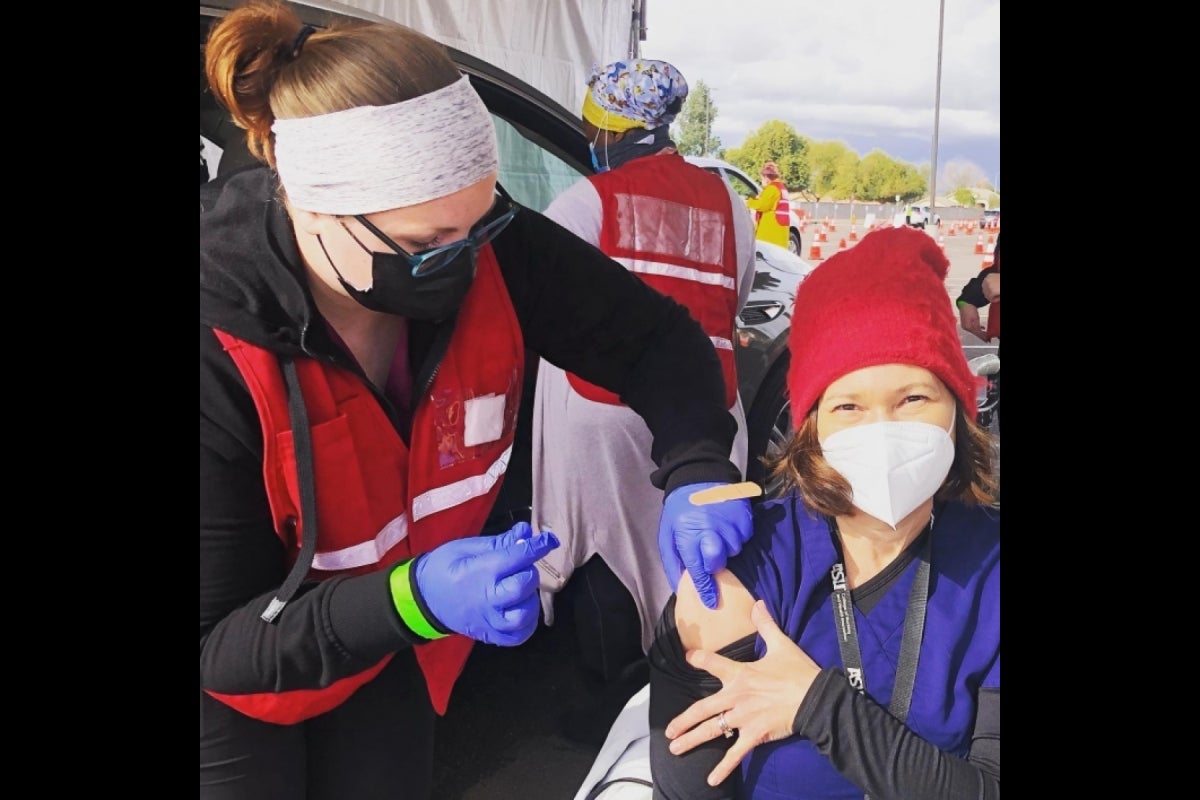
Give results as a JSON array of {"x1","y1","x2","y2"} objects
[{"x1": 582, "y1": 59, "x2": 689, "y2": 131}]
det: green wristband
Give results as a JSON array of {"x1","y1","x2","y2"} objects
[{"x1": 389, "y1": 559, "x2": 448, "y2": 641}]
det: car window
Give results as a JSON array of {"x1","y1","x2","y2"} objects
[
  {"x1": 493, "y1": 116, "x2": 586, "y2": 213},
  {"x1": 719, "y1": 169, "x2": 760, "y2": 200}
]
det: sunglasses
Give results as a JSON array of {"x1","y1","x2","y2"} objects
[{"x1": 341, "y1": 183, "x2": 518, "y2": 277}]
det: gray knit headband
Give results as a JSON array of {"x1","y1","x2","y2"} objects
[{"x1": 272, "y1": 74, "x2": 499, "y2": 215}]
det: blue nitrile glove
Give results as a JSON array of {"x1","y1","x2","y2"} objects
[
  {"x1": 657, "y1": 482, "x2": 754, "y2": 610},
  {"x1": 410, "y1": 522, "x2": 560, "y2": 646}
]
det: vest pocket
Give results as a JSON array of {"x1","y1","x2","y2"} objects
[{"x1": 275, "y1": 413, "x2": 379, "y2": 571}]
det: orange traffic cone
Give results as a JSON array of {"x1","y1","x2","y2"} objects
[
  {"x1": 987, "y1": 233, "x2": 995, "y2": 244},
  {"x1": 808, "y1": 241, "x2": 823, "y2": 260},
  {"x1": 974, "y1": 235, "x2": 984, "y2": 255},
  {"x1": 838, "y1": 238, "x2": 848, "y2": 251},
  {"x1": 848, "y1": 225, "x2": 858, "y2": 241},
  {"x1": 817, "y1": 228, "x2": 828, "y2": 243},
  {"x1": 948, "y1": 226, "x2": 956, "y2": 237}
]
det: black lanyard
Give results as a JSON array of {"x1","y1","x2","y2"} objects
[
  {"x1": 829, "y1": 514, "x2": 933, "y2": 724},
  {"x1": 259, "y1": 357, "x2": 321, "y2": 624}
]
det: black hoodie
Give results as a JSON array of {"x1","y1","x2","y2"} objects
[{"x1": 199, "y1": 167, "x2": 740, "y2": 696}]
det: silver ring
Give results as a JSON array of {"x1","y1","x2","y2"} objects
[{"x1": 718, "y1": 710, "x2": 734, "y2": 739}]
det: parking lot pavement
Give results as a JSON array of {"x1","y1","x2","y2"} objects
[{"x1": 803, "y1": 217, "x2": 997, "y2": 315}]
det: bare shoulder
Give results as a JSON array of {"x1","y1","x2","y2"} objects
[{"x1": 674, "y1": 570, "x2": 758, "y2": 652}]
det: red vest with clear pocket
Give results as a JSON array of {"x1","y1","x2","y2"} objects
[
  {"x1": 206, "y1": 245, "x2": 523, "y2": 723},
  {"x1": 566, "y1": 153, "x2": 740, "y2": 409}
]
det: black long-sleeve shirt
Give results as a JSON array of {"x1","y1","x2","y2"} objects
[
  {"x1": 956, "y1": 231, "x2": 1001, "y2": 362},
  {"x1": 954, "y1": 267, "x2": 997, "y2": 310}
]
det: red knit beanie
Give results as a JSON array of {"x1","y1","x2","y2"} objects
[
  {"x1": 786, "y1": 226, "x2": 982, "y2": 424},
  {"x1": 760, "y1": 162, "x2": 780, "y2": 180}
]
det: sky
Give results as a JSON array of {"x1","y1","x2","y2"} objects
[{"x1": 640, "y1": 0, "x2": 1000, "y2": 190}]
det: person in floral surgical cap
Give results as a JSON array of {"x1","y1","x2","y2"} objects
[
  {"x1": 529, "y1": 57, "x2": 759, "y2": 735},
  {"x1": 578, "y1": 58, "x2": 687, "y2": 172}
]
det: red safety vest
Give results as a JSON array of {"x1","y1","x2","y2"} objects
[
  {"x1": 767, "y1": 179, "x2": 791, "y2": 226},
  {"x1": 206, "y1": 245, "x2": 523, "y2": 723},
  {"x1": 566, "y1": 153, "x2": 740, "y2": 408}
]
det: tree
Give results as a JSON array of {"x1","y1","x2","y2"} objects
[
  {"x1": 852, "y1": 150, "x2": 901, "y2": 202},
  {"x1": 898, "y1": 164, "x2": 927, "y2": 202},
  {"x1": 953, "y1": 187, "x2": 977, "y2": 207},
  {"x1": 724, "y1": 120, "x2": 811, "y2": 194},
  {"x1": 807, "y1": 140, "x2": 859, "y2": 201},
  {"x1": 672, "y1": 80, "x2": 721, "y2": 157},
  {"x1": 848, "y1": 150, "x2": 923, "y2": 203}
]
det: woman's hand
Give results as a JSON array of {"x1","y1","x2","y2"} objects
[
  {"x1": 958, "y1": 303, "x2": 985, "y2": 340},
  {"x1": 663, "y1": 600, "x2": 821, "y2": 786}
]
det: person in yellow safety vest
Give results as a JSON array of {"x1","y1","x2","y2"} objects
[
  {"x1": 905, "y1": 202, "x2": 914, "y2": 226},
  {"x1": 746, "y1": 161, "x2": 791, "y2": 248}
]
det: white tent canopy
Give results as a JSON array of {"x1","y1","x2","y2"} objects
[{"x1": 340, "y1": 0, "x2": 645, "y2": 116}]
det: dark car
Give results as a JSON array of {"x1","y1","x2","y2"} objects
[{"x1": 200, "y1": 0, "x2": 813, "y2": 500}]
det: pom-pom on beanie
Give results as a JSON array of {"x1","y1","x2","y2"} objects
[{"x1": 786, "y1": 226, "x2": 982, "y2": 424}]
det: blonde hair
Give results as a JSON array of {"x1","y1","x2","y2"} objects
[{"x1": 203, "y1": 0, "x2": 460, "y2": 168}]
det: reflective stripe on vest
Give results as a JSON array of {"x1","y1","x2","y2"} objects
[
  {"x1": 206, "y1": 244, "x2": 523, "y2": 723},
  {"x1": 309, "y1": 441, "x2": 512, "y2": 571},
  {"x1": 614, "y1": 256, "x2": 737, "y2": 290},
  {"x1": 410, "y1": 443, "x2": 512, "y2": 523},
  {"x1": 567, "y1": 154, "x2": 740, "y2": 408}
]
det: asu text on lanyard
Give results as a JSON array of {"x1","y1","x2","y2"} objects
[
  {"x1": 829, "y1": 515, "x2": 934, "y2": 800},
  {"x1": 828, "y1": 515, "x2": 934, "y2": 720}
]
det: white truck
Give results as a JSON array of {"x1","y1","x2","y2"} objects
[{"x1": 894, "y1": 204, "x2": 941, "y2": 229}]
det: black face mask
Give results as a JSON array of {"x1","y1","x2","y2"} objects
[
  {"x1": 319, "y1": 235, "x2": 479, "y2": 321},
  {"x1": 316, "y1": 187, "x2": 517, "y2": 322}
]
